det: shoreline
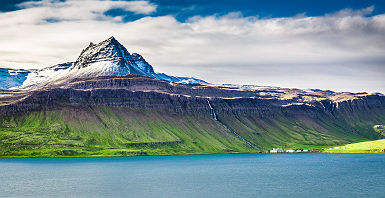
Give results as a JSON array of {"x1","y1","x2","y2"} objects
[{"x1": 1, "y1": 151, "x2": 384, "y2": 159}]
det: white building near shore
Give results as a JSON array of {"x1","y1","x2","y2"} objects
[
  {"x1": 270, "y1": 148, "x2": 284, "y2": 153},
  {"x1": 285, "y1": 149, "x2": 295, "y2": 153}
]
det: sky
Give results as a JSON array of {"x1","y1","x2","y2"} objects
[{"x1": 0, "y1": 0, "x2": 384, "y2": 93}]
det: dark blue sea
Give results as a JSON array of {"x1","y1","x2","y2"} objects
[{"x1": 1, "y1": 153, "x2": 385, "y2": 198}]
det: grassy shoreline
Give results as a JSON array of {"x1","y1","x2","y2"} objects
[
  {"x1": 323, "y1": 139, "x2": 385, "y2": 153},
  {"x1": 2, "y1": 140, "x2": 384, "y2": 158},
  {"x1": 1, "y1": 151, "x2": 384, "y2": 159},
  {"x1": 0, "y1": 150, "x2": 263, "y2": 159}
]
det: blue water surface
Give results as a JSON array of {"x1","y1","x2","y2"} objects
[{"x1": 1, "y1": 153, "x2": 385, "y2": 198}]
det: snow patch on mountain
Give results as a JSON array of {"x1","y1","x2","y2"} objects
[
  {"x1": 20, "y1": 62, "x2": 73, "y2": 89},
  {"x1": 156, "y1": 73, "x2": 208, "y2": 84}
]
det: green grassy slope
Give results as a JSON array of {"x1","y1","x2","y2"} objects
[
  {"x1": 325, "y1": 139, "x2": 385, "y2": 153},
  {"x1": 1, "y1": 104, "x2": 383, "y2": 157},
  {"x1": 0, "y1": 106, "x2": 253, "y2": 158},
  {"x1": 215, "y1": 100, "x2": 385, "y2": 151},
  {"x1": 218, "y1": 114, "x2": 370, "y2": 151},
  {"x1": 333, "y1": 101, "x2": 385, "y2": 139}
]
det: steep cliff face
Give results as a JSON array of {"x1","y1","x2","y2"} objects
[
  {"x1": 1, "y1": 75, "x2": 384, "y2": 149},
  {"x1": 1, "y1": 75, "x2": 384, "y2": 120},
  {"x1": 63, "y1": 75, "x2": 259, "y2": 98},
  {"x1": 331, "y1": 95, "x2": 385, "y2": 139}
]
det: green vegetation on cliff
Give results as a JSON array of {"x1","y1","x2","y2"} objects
[
  {"x1": 1, "y1": 103, "x2": 382, "y2": 158},
  {"x1": 0, "y1": 106, "x2": 254, "y2": 158},
  {"x1": 217, "y1": 114, "x2": 369, "y2": 150}
]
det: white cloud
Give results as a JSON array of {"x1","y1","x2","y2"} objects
[
  {"x1": 327, "y1": 5, "x2": 375, "y2": 17},
  {"x1": 18, "y1": 0, "x2": 157, "y2": 15},
  {"x1": 0, "y1": 1, "x2": 384, "y2": 93}
]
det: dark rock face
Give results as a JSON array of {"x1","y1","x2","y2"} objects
[
  {"x1": 0, "y1": 75, "x2": 278, "y2": 117},
  {"x1": 64, "y1": 75, "x2": 262, "y2": 98},
  {"x1": 0, "y1": 88, "x2": 209, "y2": 116},
  {"x1": 335, "y1": 95, "x2": 385, "y2": 114},
  {"x1": 1, "y1": 75, "x2": 383, "y2": 115}
]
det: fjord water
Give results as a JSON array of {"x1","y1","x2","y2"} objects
[{"x1": 1, "y1": 154, "x2": 385, "y2": 198}]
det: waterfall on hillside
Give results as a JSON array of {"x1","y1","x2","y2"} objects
[
  {"x1": 207, "y1": 100, "x2": 256, "y2": 148},
  {"x1": 207, "y1": 100, "x2": 217, "y2": 120}
]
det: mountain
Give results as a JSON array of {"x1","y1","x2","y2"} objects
[
  {"x1": 0, "y1": 37, "x2": 384, "y2": 158},
  {"x1": 66, "y1": 36, "x2": 151, "y2": 78},
  {"x1": 7, "y1": 36, "x2": 207, "y2": 90}
]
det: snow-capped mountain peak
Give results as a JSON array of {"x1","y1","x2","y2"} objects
[
  {"x1": 10, "y1": 36, "x2": 208, "y2": 89},
  {"x1": 74, "y1": 36, "x2": 130, "y2": 69},
  {"x1": 68, "y1": 36, "x2": 146, "y2": 77}
]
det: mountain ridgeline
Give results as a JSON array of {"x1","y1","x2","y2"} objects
[{"x1": 0, "y1": 37, "x2": 384, "y2": 157}]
